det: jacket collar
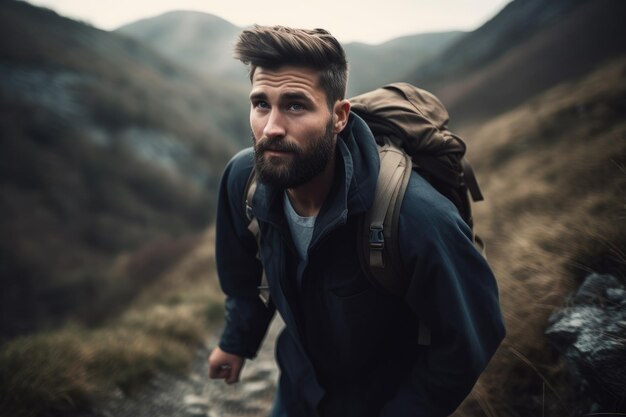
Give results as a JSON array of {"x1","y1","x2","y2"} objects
[{"x1": 251, "y1": 112, "x2": 380, "y2": 230}]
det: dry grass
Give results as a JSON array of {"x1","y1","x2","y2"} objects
[
  {"x1": 0, "y1": 228, "x2": 224, "y2": 417},
  {"x1": 0, "y1": 322, "x2": 193, "y2": 417},
  {"x1": 454, "y1": 58, "x2": 626, "y2": 416}
]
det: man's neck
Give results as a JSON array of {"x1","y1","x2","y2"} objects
[{"x1": 286, "y1": 151, "x2": 336, "y2": 218}]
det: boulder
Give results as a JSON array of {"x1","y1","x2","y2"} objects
[{"x1": 546, "y1": 273, "x2": 626, "y2": 412}]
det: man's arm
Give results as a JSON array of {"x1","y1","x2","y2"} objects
[
  {"x1": 209, "y1": 149, "x2": 275, "y2": 381},
  {"x1": 381, "y1": 177, "x2": 506, "y2": 416}
]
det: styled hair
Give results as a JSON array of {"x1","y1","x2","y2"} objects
[{"x1": 234, "y1": 25, "x2": 348, "y2": 107}]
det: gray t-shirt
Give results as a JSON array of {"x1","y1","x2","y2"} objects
[{"x1": 283, "y1": 192, "x2": 316, "y2": 262}]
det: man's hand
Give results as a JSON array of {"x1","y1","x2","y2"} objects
[{"x1": 208, "y1": 346, "x2": 245, "y2": 385}]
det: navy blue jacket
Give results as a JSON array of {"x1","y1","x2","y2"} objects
[{"x1": 215, "y1": 113, "x2": 505, "y2": 417}]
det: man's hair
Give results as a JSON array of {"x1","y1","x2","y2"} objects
[{"x1": 234, "y1": 25, "x2": 348, "y2": 107}]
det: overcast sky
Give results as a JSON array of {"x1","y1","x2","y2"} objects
[{"x1": 26, "y1": 0, "x2": 511, "y2": 44}]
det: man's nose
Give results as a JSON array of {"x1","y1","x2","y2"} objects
[{"x1": 263, "y1": 110, "x2": 286, "y2": 139}]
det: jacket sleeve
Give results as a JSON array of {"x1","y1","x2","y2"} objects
[
  {"x1": 380, "y1": 175, "x2": 506, "y2": 417},
  {"x1": 215, "y1": 149, "x2": 275, "y2": 359}
]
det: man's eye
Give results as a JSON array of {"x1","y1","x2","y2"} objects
[
  {"x1": 288, "y1": 103, "x2": 304, "y2": 111},
  {"x1": 253, "y1": 101, "x2": 269, "y2": 109}
]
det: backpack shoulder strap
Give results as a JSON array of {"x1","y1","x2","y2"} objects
[
  {"x1": 244, "y1": 168, "x2": 258, "y2": 223},
  {"x1": 362, "y1": 137, "x2": 412, "y2": 284},
  {"x1": 243, "y1": 169, "x2": 271, "y2": 306},
  {"x1": 359, "y1": 137, "x2": 431, "y2": 345}
]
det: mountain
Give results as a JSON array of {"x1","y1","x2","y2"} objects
[
  {"x1": 0, "y1": 0, "x2": 249, "y2": 338},
  {"x1": 408, "y1": 0, "x2": 626, "y2": 128},
  {"x1": 117, "y1": 11, "x2": 247, "y2": 83},
  {"x1": 116, "y1": 11, "x2": 461, "y2": 96},
  {"x1": 344, "y1": 31, "x2": 463, "y2": 96}
]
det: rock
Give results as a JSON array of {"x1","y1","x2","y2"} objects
[
  {"x1": 242, "y1": 380, "x2": 273, "y2": 397},
  {"x1": 183, "y1": 394, "x2": 209, "y2": 416},
  {"x1": 572, "y1": 273, "x2": 622, "y2": 305},
  {"x1": 546, "y1": 273, "x2": 626, "y2": 412},
  {"x1": 184, "y1": 394, "x2": 209, "y2": 407}
]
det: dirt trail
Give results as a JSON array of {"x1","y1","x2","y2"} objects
[
  {"x1": 84, "y1": 317, "x2": 283, "y2": 417},
  {"x1": 82, "y1": 228, "x2": 284, "y2": 417}
]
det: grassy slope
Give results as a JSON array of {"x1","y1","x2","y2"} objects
[
  {"x1": 0, "y1": 228, "x2": 224, "y2": 417},
  {"x1": 453, "y1": 57, "x2": 626, "y2": 417}
]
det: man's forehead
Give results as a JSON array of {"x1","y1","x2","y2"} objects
[{"x1": 251, "y1": 66, "x2": 322, "y2": 94}]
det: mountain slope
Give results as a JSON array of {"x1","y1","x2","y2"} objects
[
  {"x1": 116, "y1": 11, "x2": 247, "y2": 83},
  {"x1": 455, "y1": 56, "x2": 626, "y2": 417},
  {"x1": 412, "y1": 0, "x2": 585, "y2": 84},
  {"x1": 409, "y1": 0, "x2": 626, "y2": 127},
  {"x1": 344, "y1": 31, "x2": 463, "y2": 96},
  {"x1": 0, "y1": 0, "x2": 248, "y2": 338}
]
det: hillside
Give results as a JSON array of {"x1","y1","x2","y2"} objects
[
  {"x1": 409, "y1": 0, "x2": 626, "y2": 128},
  {"x1": 0, "y1": 0, "x2": 248, "y2": 338},
  {"x1": 455, "y1": 56, "x2": 626, "y2": 416}
]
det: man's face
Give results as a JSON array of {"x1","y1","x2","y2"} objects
[{"x1": 249, "y1": 66, "x2": 337, "y2": 189}]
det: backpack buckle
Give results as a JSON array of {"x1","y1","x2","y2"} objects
[
  {"x1": 369, "y1": 225, "x2": 385, "y2": 250},
  {"x1": 257, "y1": 285, "x2": 270, "y2": 306},
  {"x1": 245, "y1": 202, "x2": 253, "y2": 221}
]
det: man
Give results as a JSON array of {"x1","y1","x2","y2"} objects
[{"x1": 208, "y1": 25, "x2": 505, "y2": 417}]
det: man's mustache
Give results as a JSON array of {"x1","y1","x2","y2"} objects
[{"x1": 255, "y1": 137, "x2": 301, "y2": 154}]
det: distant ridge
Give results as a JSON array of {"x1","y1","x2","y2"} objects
[
  {"x1": 117, "y1": 9, "x2": 236, "y2": 30},
  {"x1": 117, "y1": 10, "x2": 246, "y2": 81},
  {"x1": 408, "y1": 0, "x2": 626, "y2": 127},
  {"x1": 412, "y1": 0, "x2": 587, "y2": 83},
  {"x1": 117, "y1": 11, "x2": 463, "y2": 95},
  {"x1": 344, "y1": 31, "x2": 463, "y2": 96}
]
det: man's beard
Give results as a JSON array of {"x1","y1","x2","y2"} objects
[{"x1": 253, "y1": 119, "x2": 335, "y2": 189}]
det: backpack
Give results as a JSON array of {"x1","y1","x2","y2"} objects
[
  {"x1": 244, "y1": 83, "x2": 484, "y2": 345},
  {"x1": 350, "y1": 83, "x2": 484, "y2": 296}
]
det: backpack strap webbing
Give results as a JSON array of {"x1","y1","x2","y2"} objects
[
  {"x1": 365, "y1": 137, "x2": 412, "y2": 278},
  {"x1": 359, "y1": 137, "x2": 432, "y2": 345},
  {"x1": 368, "y1": 140, "x2": 411, "y2": 269},
  {"x1": 244, "y1": 169, "x2": 270, "y2": 306},
  {"x1": 461, "y1": 158, "x2": 484, "y2": 202}
]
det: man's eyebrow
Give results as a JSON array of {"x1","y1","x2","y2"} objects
[
  {"x1": 249, "y1": 91, "x2": 267, "y2": 101},
  {"x1": 281, "y1": 91, "x2": 314, "y2": 103},
  {"x1": 249, "y1": 90, "x2": 315, "y2": 103}
]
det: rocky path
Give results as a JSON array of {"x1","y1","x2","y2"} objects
[{"x1": 84, "y1": 317, "x2": 283, "y2": 417}]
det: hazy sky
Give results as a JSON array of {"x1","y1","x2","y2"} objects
[{"x1": 26, "y1": 0, "x2": 511, "y2": 44}]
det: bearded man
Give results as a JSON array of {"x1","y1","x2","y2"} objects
[{"x1": 208, "y1": 25, "x2": 505, "y2": 417}]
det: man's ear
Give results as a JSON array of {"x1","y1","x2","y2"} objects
[{"x1": 332, "y1": 99, "x2": 351, "y2": 134}]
